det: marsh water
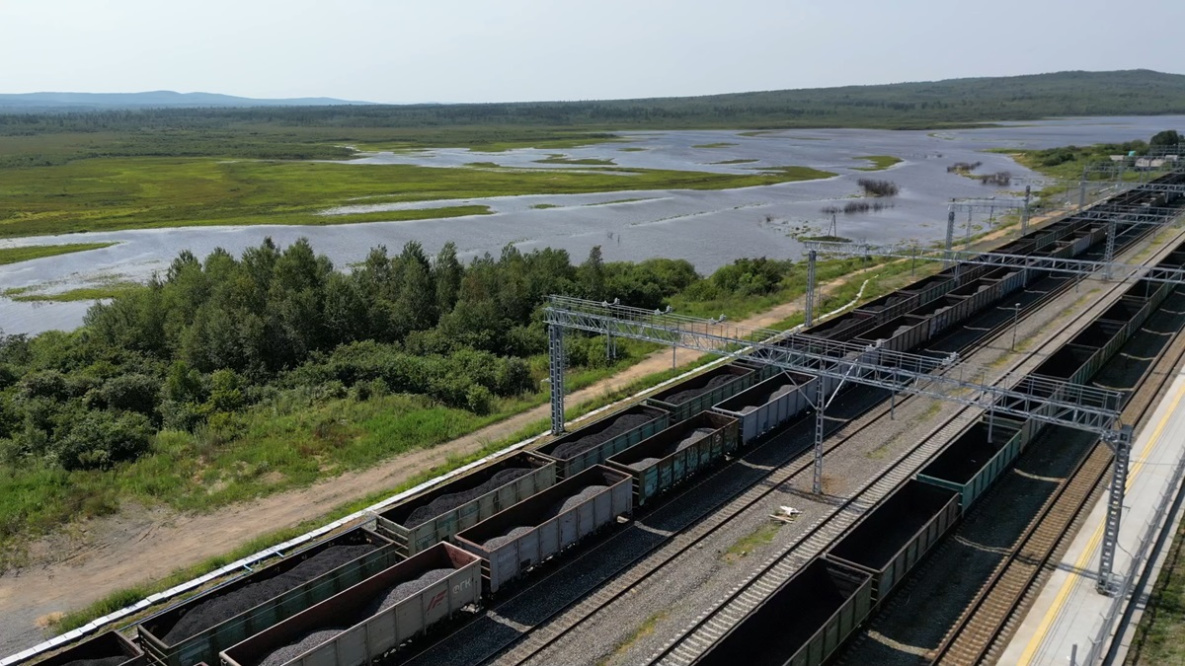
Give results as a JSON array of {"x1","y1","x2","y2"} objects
[{"x1": 3, "y1": 114, "x2": 1182, "y2": 335}]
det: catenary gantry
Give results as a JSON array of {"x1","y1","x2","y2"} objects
[{"x1": 546, "y1": 179, "x2": 1185, "y2": 593}]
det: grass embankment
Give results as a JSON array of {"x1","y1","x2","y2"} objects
[
  {"x1": 41, "y1": 253, "x2": 940, "y2": 634},
  {"x1": 853, "y1": 155, "x2": 902, "y2": 171},
  {"x1": 4, "y1": 282, "x2": 144, "y2": 302},
  {"x1": 585, "y1": 198, "x2": 648, "y2": 207},
  {"x1": 1127, "y1": 514, "x2": 1185, "y2": 665},
  {"x1": 0, "y1": 242, "x2": 117, "y2": 266},
  {"x1": 0, "y1": 158, "x2": 834, "y2": 238},
  {"x1": 533, "y1": 154, "x2": 616, "y2": 166},
  {"x1": 991, "y1": 138, "x2": 1162, "y2": 203}
]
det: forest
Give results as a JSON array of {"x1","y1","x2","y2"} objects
[{"x1": 3, "y1": 70, "x2": 1185, "y2": 165}]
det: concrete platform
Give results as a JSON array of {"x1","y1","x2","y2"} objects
[{"x1": 1001, "y1": 363, "x2": 1185, "y2": 666}]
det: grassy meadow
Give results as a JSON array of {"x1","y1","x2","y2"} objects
[
  {"x1": 0, "y1": 242, "x2": 117, "y2": 265},
  {"x1": 853, "y1": 155, "x2": 903, "y2": 171},
  {"x1": 0, "y1": 155, "x2": 834, "y2": 238}
]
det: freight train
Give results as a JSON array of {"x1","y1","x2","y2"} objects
[
  {"x1": 689, "y1": 240, "x2": 1185, "y2": 666},
  {"x1": 25, "y1": 175, "x2": 1185, "y2": 666}
]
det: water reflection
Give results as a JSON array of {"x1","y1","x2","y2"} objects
[{"x1": 2, "y1": 115, "x2": 1181, "y2": 335}]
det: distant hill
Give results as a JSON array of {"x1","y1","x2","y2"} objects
[
  {"x1": 0, "y1": 90, "x2": 372, "y2": 110},
  {"x1": 364, "y1": 69, "x2": 1185, "y2": 130},
  {"x1": 4, "y1": 71, "x2": 1185, "y2": 124}
]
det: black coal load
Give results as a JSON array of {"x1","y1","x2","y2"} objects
[
  {"x1": 663, "y1": 375, "x2": 736, "y2": 405},
  {"x1": 63, "y1": 659, "x2": 125, "y2": 666},
  {"x1": 552, "y1": 413, "x2": 654, "y2": 460},
  {"x1": 164, "y1": 544, "x2": 376, "y2": 643},
  {"x1": 482, "y1": 484, "x2": 608, "y2": 549},
  {"x1": 403, "y1": 467, "x2": 532, "y2": 527},
  {"x1": 255, "y1": 568, "x2": 457, "y2": 666},
  {"x1": 625, "y1": 427, "x2": 714, "y2": 471}
]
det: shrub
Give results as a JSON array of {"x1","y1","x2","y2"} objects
[
  {"x1": 857, "y1": 178, "x2": 900, "y2": 197},
  {"x1": 88, "y1": 373, "x2": 161, "y2": 416},
  {"x1": 208, "y1": 369, "x2": 245, "y2": 413},
  {"x1": 53, "y1": 411, "x2": 153, "y2": 470},
  {"x1": 20, "y1": 371, "x2": 70, "y2": 401}
]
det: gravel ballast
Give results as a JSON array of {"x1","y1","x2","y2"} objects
[
  {"x1": 164, "y1": 544, "x2": 376, "y2": 643},
  {"x1": 403, "y1": 467, "x2": 531, "y2": 527}
]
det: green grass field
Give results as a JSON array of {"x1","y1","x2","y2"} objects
[
  {"x1": 3, "y1": 282, "x2": 144, "y2": 302},
  {"x1": 0, "y1": 157, "x2": 834, "y2": 238},
  {"x1": 0, "y1": 242, "x2": 117, "y2": 266},
  {"x1": 853, "y1": 155, "x2": 903, "y2": 171},
  {"x1": 534, "y1": 154, "x2": 616, "y2": 166}
]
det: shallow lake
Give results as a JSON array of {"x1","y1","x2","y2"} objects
[{"x1": 2, "y1": 114, "x2": 1182, "y2": 335}]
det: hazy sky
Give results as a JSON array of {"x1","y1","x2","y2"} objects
[{"x1": 2, "y1": 0, "x2": 1183, "y2": 103}]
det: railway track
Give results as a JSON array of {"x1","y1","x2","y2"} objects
[
  {"x1": 489, "y1": 258, "x2": 1157, "y2": 666},
  {"x1": 646, "y1": 226, "x2": 1185, "y2": 666},
  {"x1": 397, "y1": 223, "x2": 1107, "y2": 666},
  {"x1": 394, "y1": 189, "x2": 1183, "y2": 666},
  {"x1": 402, "y1": 351, "x2": 965, "y2": 665},
  {"x1": 929, "y1": 284, "x2": 1185, "y2": 666}
]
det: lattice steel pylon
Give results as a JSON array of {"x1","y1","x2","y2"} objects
[
  {"x1": 548, "y1": 323, "x2": 566, "y2": 434},
  {"x1": 948, "y1": 198, "x2": 1029, "y2": 247},
  {"x1": 544, "y1": 296, "x2": 1135, "y2": 589},
  {"x1": 1100, "y1": 425, "x2": 1133, "y2": 594}
]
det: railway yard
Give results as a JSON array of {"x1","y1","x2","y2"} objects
[{"x1": 10, "y1": 169, "x2": 1185, "y2": 666}]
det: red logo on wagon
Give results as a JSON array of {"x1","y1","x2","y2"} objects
[{"x1": 427, "y1": 589, "x2": 448, "y2": 612}]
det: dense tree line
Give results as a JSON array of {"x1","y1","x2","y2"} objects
[
  {"x1": 0, "y1": 239, "x2": 791, "y2": 472},
  {"x1": 3, "y1": 71, "x2": 1185, "y2": 162}
]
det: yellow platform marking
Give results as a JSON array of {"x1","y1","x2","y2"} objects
[{"x1": 1017, "y1": 378, "x2": 1185, "y2": 665}]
